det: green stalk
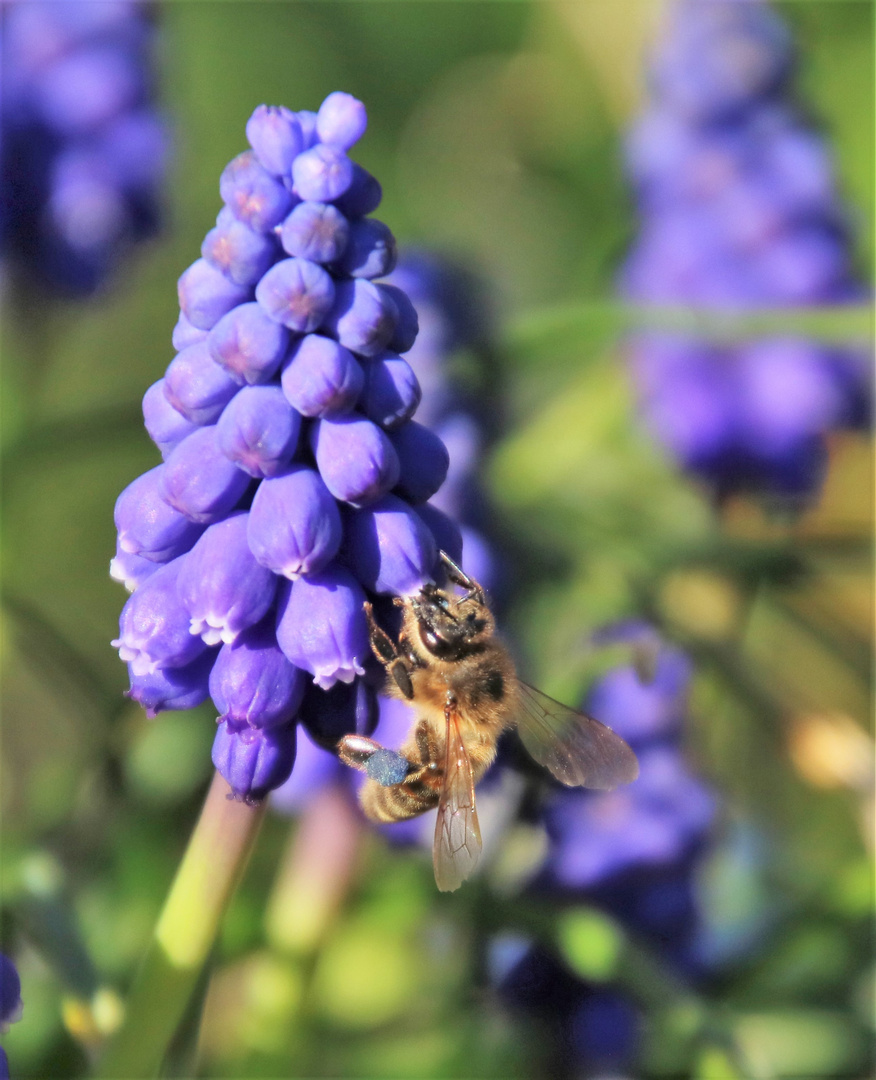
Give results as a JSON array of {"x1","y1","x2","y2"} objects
[{"x1": 96, "y1": 772, "x2": 266, "y2": 1079}]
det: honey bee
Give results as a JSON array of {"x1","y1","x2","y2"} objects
[{"x1": 337, "y1": 552, "x2": 639, "y2": 891}]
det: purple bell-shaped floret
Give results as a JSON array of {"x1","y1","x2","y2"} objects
[
  {"x1": 246, "y1": 465, "x2": 342, "y2": 579},
  {"x1": 209, "y1": 619, "x2": 307, "y2": 730},
  {"x1": 177, "y1": 511, "x2": 278, "y2": 645},
  {"x1": 275, "y1": 565, "x2": 369, "y2": 689}
]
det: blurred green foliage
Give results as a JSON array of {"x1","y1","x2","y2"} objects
[{"x1": 1, "y1": 2, "x2": 872, "y2": 1078}]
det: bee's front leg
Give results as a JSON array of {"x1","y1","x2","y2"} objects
[{"x1": 364, "y1": 601, "x2": 414, "y2": 700}]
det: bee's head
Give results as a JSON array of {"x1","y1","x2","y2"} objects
[{"x1": 409, "y1": 582, "x2": 493, "y2": 661}]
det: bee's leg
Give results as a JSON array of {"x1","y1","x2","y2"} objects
[
  {"x1": 390, "y1": 720, "x2": 441, "y2": 806},
  {"x1": 337, "y1": 734, "x2": 383, "y2": 772},
  {"x1": 365, "y1": 601, "x2": 399, "y2": 664},
  {"x1": 390, "y1": 662, "x2": 414, "y2": 701},
  {"x1": 413, "y1": 718, "x2": 442, "y2": 770},
  {"x1": 337, "y1": 734, "x2": 412, "y2": 786},
  {"x1": 364, "y1": 601, "x2": 415, "y2": 699},
  {"x1": 437, "y1": 550, "x2": 486, "y2": 606}
]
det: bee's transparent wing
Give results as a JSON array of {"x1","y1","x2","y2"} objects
[
  {"x1": 433, "y1": 709, "x2": 482, "y2": 892},
  {"x1": 515, "y1": 681, "x2": 639, "y2": 790}
]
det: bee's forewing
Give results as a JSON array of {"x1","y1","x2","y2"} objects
[
  {"x1": 515, "y1": 681, "x2": 639, "y2": 789},
  {"x1": 433, "y1": 710, "x2": 482, "y2": 892}
]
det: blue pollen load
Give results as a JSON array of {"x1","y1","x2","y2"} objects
[
  {"x1": 112, "y1": 93, "x2": 456, "y2": 803},
  {"x1": 365, "y1": 747, "x2": 411, "y2": 787}
]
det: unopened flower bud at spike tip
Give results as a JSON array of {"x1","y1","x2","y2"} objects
[
  {"x1": 202, "y1": 208, "x2": 279, "y2": 287},
  {"x1": 321, "y1": 278, "x2": 398, "y2": 358},
  {"x1": 380, "y1": 283, "x2": 419, "y2": 354},
  {"x1": 316, "y1": 92, "x2": 368, "y2": 151},
  {"x1": 337, "y1": 217, "x2": 397, "y2": 280},
  {"x1": 178, "y1": 258, "x2": 252, "y2": 332},
  {"x1": 333, "y1": 162, "x2": 382, "y2": 218},
  {"x1": 295, "y1": 110, "x2": 319, "y2": 150},
  {"x1": 220, "y1": 150, "x2": 295, "y2": 234},
  {"x1": 291, "y1": 143, "x2": 354, "y2": 203},
  {"x1": 360, "y1": 352, "x2": 422, "y2": 430},
  {"x1": 246, "y1": 105, "x2": 304, "y2": 177},
  {"x1": 172, "y1": 312, "x2": 209, "y2": 352}
]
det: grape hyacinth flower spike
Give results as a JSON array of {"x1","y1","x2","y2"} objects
[
  {"x1": 111, "y1": 91, "x2": 453, "y2": 805},
  {"x1": 620, "y1": 0, "x2": 872, "y2": 508},
  {"x1": 102, "y1": 93, "x2": 454, "y2": 1080}
]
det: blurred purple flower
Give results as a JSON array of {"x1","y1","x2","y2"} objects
[
  {"x1": 498, "y1": 943, "x2": 640, "y2": 1077},
  {"x1": 621, "y1": 0, "x2": 871, "y2": 508},
  {"x1": 111, "y1": 95, "x2": 456, "y2": 801},
  {"x1": 0, "y1": 953, "x2": 23, "y2": 1033},
  {"x1": 0, "y1": 0, "x2": 169, "y2": 295},
  {"x1": 499, "y1": 630, "x2": 718, "y2": 1077},
  {"x1": 536, "y1": 633, "x2": 717, "y2": 954}
]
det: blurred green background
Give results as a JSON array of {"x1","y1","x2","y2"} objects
[{"x1": 1, "y1": 2, "x2": 872, "y2": 1078}]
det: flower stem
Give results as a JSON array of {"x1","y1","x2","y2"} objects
[{"x1": 95, "y1": 772, "x2": 266, "y2": 1079}]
